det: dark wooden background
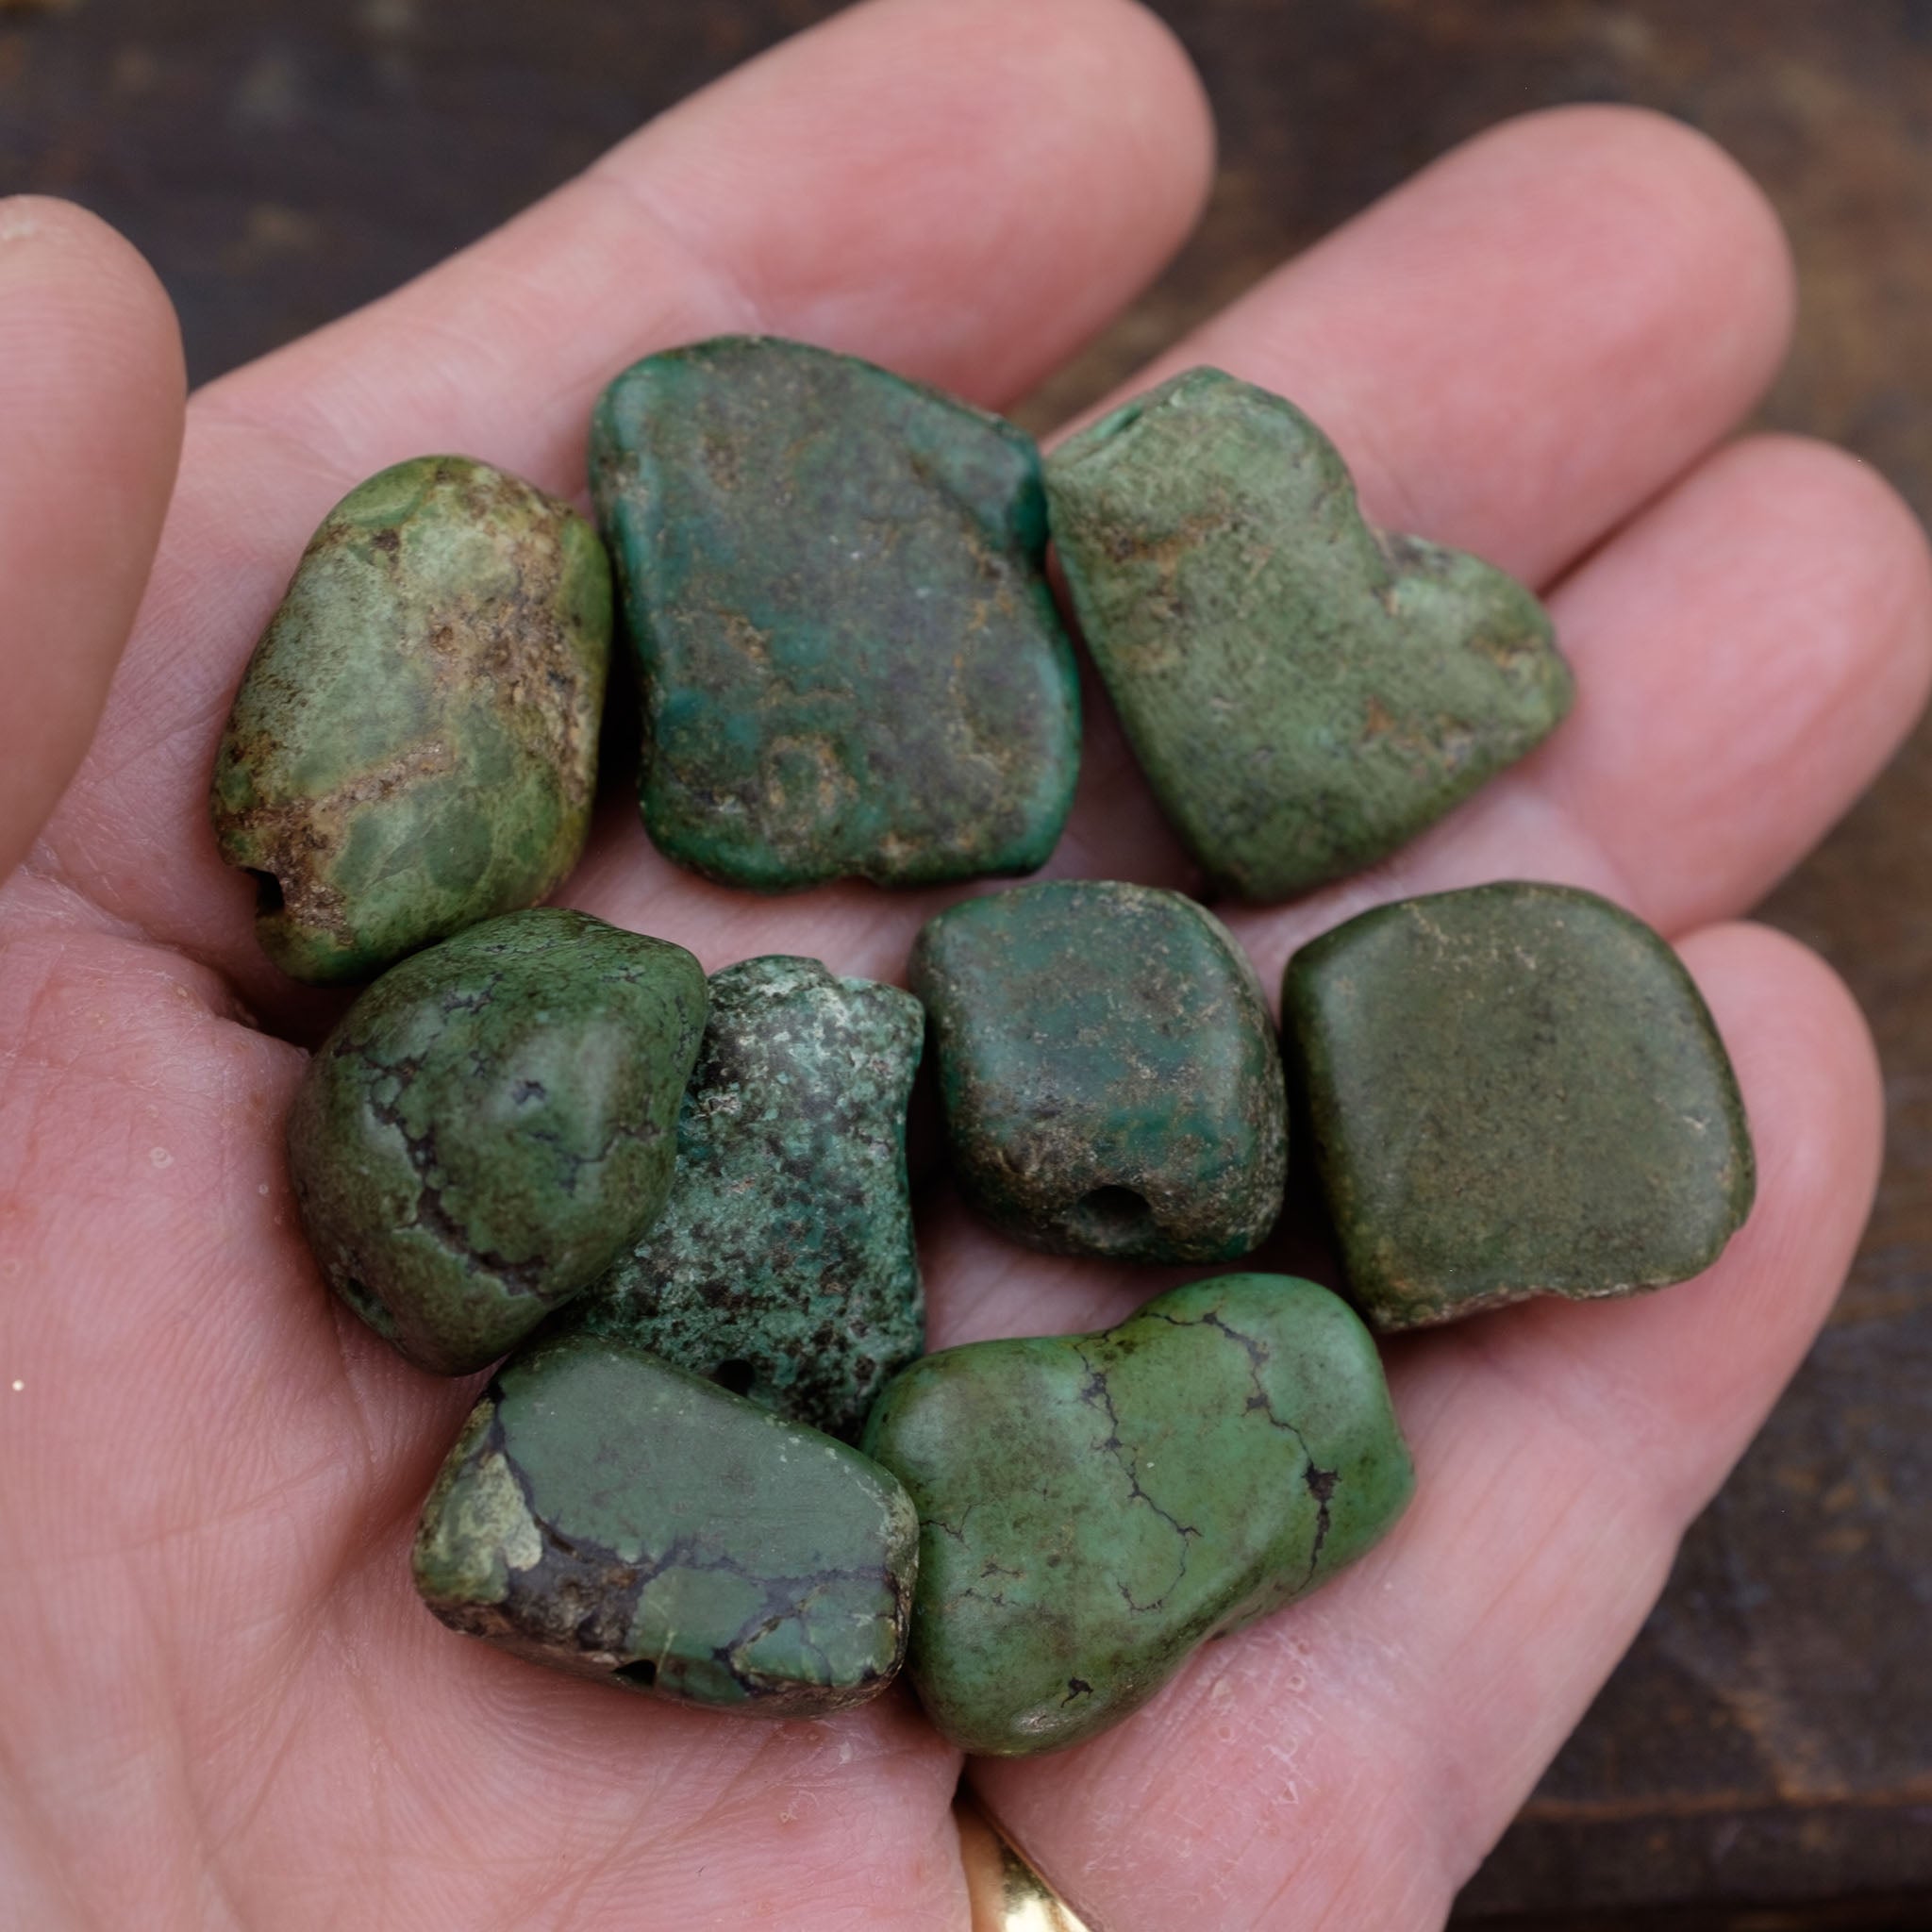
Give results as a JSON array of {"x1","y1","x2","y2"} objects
[{"x1": 3, "y1": 2, "x2": 1928, "y2": 1924}]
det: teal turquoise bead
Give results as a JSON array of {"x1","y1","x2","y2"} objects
[
  {"x1": 589, "y1": 335, "x2": 1080, "y2": 891},
  {"x1": 1046, "y1": 369, "x2": 1572, "y2": 902},
  {"x1": 211, "y1": 455, "x2": 612, "y2": 984},
  {"x1": 862, "y1": 1274, "x2": 1413, "y2": 1757},
  {"x1": 287, "y1": 908, "x2": 707, "y2": 1374},
  {"x1": 1284, "y1": 881, "x2": 1757, "y2": 1328},
  {"x1": 413, "y1": 1332, "x2": 920, "y2": 1713},
  {"x1": 909, "y1": 880, "x2": 1286, "y2": 1260},
  {"x1": 544, "y1": 954, "x2": 925, "y2": 1442}
]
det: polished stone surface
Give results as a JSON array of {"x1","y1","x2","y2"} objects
[
  {"x1": 1047, "y1": 369, "x2": 1570, "y2": 901},
  {"x1": 545, "y1": 954, "x2": 924, "y2": 1443},
  {"x1": 1286, "y1": 882, "x2": 1755, "y2": 1329},
  {"x1": 911, "y1": 880, "x2": 1286, "y2": 1262},
  {"x1": 288, "y1": 908, "x2": 706, "y2": 1374},
  {"x1": 863, "y1": 1274, "x2": 1412, "y2": 1757},
  {"x1": 414, "y1": 1331, "x2": 919, "y2": 1712},
  {"x1": 210, "y1": 455, "x2": 610, "y2": 984},
  {"x1": 591, "y1": 335, "x2": 1080, "y2": 891}
]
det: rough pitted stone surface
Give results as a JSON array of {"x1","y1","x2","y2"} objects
[
  {"x1": 414, "y1": 1332, "x2": 919, "y2": 1713},
  {"x1": 211, "y1": 455, "x2": 612, "y2": 984},
  {"x1": 863, "y1": 1273, "x2": 1413, "y2": 1757},
  {"x1": 288, "y1": 908, "x2": 706, "y2": 1374},
  {"x1": 1285, "y1": 881, "x2": 1757, "y2": 1330},
  {"x1": 1046, "y1": 368, "x2": 1572, "y2": 902},
  {"x1": 909, "y1": 881, "x2": 1286, "y2": 1261},
  {"x1": 544, "y1": 954, "x2": 924, "y2": 1443},
  {"x1": 589, "y1": 335, "x2": 1080, "y2": 891}
]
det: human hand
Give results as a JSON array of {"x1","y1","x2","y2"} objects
[{"x1": 3, "y1": 2, "x2": 1926, "y2": 1925}]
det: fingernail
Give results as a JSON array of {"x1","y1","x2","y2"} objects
[{"x1": 0, "y1": 198, "x2": 44, "y2": 244}]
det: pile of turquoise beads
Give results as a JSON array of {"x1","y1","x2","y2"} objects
[{"x1": 213, "y1": 336, "x2": 1754, "y2": 1755}]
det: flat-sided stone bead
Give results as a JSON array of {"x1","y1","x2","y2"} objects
[
  {"x1": 544, "y1": 955, "x2": 925, "y2": 1443},
  {"x1": 414, "y1": 1332, "x2": 919, "y2": 1713},
  {"x1": 909, "y1": 881, "x2": 1286, "y2": 1261},
  {"x1": 589, "y1": 335, "x2": 1080, "y2": 891},
  {"x1": 1284, "y1": 881, "x2": 1756, "y2": 1329},
  {"x1": 211, "y1": 455, "x2": 612, "y2": 984},
  {"x1": 1046, "y1": 369, "x2": 1573, "y2": 902},
  {"x1": 288, "y1": 908, "x2": 707, "y2": 1374},
  {"x1": 862, "y1": 1273, "x2": 1412, "y2": 1757}
]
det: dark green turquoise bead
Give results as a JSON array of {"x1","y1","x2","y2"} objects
[
  {"x1": 862, "y1": 1273, "x2": 1413, "y2": 1757},
  {"x1": 1046, "y1": 369, "x2": 1572, "y2": 902},
  {"x1": 1284, "y1": 881, "x2": 1757, "y2": 1329},
  {"x1": 211, "y1": 455, "x2": 612, "y2": 984},
  {"x1": 544, "y1": 954, "x2": 924, "y2": 1442},
  {"x1": 909, "y1": 880, "x2": 1286, "y2": 1261},
  {"x1": 287, "y1": 908, "x2": 707, "y2": 1374},
  {"x1": 589, "y1": 335, "x2": 1080, "y2": 891},
  {"x1": 413, "y1": 1332, "x2": 919, "y2": 1713}
]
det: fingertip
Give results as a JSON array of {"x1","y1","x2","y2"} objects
[
  {"x1": 1681, "y1": 919, "x2": 1885, "y2": 1241},
  {"x1": 626, "y1": 0, "x2": 1218, "y2": 404},
  {"x1": 0, "y1": 193, "x2": 186, "y2": 399},
  {"x1": 1037, "y1": 0, "x2": 1218, "y2": 223},
  {"x1": 1469, "y1": 103, "x2": 1797, "y2": 370},
  {"x1": 0, "y1": 192, "x2": 188, "y2": 535},
  {"x1": 1168, "y1": 100, "x2": 1799, "y2": 577},
  {"x1": 0, "y1": 196, "x2": 185, "y2": 875},
  {"x1": 1528, "y1": 429, "x2": 1932, "y2": 930},
  {"x1": 1737, "y1": 433, "x2": 1932, "y2": 732}
]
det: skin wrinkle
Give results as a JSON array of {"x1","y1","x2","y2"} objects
[
  {"x1": 579, "y1": 158, "x2": 772, "y2": 343},
  {"x1": 0, "y1": 1744, "x2": 96, "y2": 1930}
]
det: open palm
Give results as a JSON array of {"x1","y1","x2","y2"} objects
[{"x1": 3, "y1": 2, "x2": 1927, "y2": 1925}]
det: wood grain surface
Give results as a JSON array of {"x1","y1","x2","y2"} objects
[{"x1": 3, "y1": 3, "x2": 1928, "y2": 1924}]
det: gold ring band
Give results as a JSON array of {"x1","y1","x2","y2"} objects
[{"x1": 955, "y1": 1791, "x2": 1095, "y2": 1932}]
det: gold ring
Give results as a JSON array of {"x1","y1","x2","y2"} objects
[{"x1": 955, "y1": 1791, "x2": 1095, "y2": 1931}]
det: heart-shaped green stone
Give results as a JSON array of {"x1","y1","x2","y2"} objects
[
  {"x1": 861, "y1": 1274, "x2": 1413, "y2": 1757},
  {"x1": 1046, "y1": 368, "x2": 1573, "y2": 901}
]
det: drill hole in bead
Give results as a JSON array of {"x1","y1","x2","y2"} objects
[
  {"x1": 1063, "y1": 1186, "x2": 1154, "y2": 1249},
  {"x1": 613, "y1": 1657, "x2": 658, "y2": 1688},
  {"x1": 248, "y1": 869, "x2": 286, "y2": 915},
  {"x1": 712, "y1": 1358, "x2": 756, "y2": 1397}
]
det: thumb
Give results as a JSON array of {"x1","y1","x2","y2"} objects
[{"x1": 0, "y1": 196, "x2": 185, "y2": 881}]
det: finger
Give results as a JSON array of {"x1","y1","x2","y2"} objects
[
  {"x1": 0, "y1": 198, "x2": 184, "y2": 880},
  {"x1": 1076, "y1": 102, "x2": 1796, "y2": 590},
  {"x1": 1527, "y1": 436, "x2": 1932, "y2": 932},
  {"x1": 546, "y1": 104, "x2": 1817, "y2": 980},
  {"x1": 551, "y1": 99, "x2": 1817, "y2": 960},
  {"x1": 201, "y1": 0, "x2": 1213, "y2": 481},
  {"x1": 1219, "y1": 430, "x2": 1932, "y2": 988},
  {"x1": 974, "y1": 923, "x2": 1880, "y2": 1931},
  {"x1": 35, "y1": 0, "x2": 1212, "y2": 1002}
]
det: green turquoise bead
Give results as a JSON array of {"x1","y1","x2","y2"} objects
[
  {"x1": 909, "y1": 881, "x2": 1286, "y2": 1261},
  {"x1": 589, "y1": 335, "x2": 1080, "y2": 891},
  {"x1": 211, "y1": 455, "x2": 613, "y2": 985},
  {"x1": 1284, "y1": 881, "x2": 1757, "y2": 1329},
  {"x1": 862, "y1": 1274, "x2": 1413, "y2": 1757},
  {"x1": 1046, "y1": 369, "x2": 1573, "y2": 902},
  {"x1": 413, "y1": 1332, "x2": 920, "y2": 1713},
  {"x1": 543, "y1": 954, "x2": 925, "y2": 1442},
  {"x1": 287, "y1": 908, "x2": 707, "y2": 1374}
]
